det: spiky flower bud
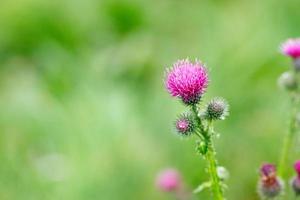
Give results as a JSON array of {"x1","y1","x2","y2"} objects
[
  {"x1": 281, "y1": 38, "x2": 300, "y2": 59},
  {"x1": 258, "y1": 163, "x2": 284, "y2": 199},
  {"x1": 175, "y1": 113, "x2": 194, "y2": 136},
  {"x1": 291, "y1": 160, "x2": 300, "y2": 195},
  {"x1": 205, "y1": 98, "x2": 229, "y2": 120},
  {"x1": 278, "y1": 71, "x2": 297, "y2": 91}
]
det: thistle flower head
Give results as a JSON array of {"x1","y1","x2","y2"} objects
[
  {"x1": 291, "y1": 161, "x2": 300, "y2": 196},
  {"x1": 281, "y1": 38, "x2": 300, "y2": 59},
  {"x1": 258, "y1": 163, "x2": 284, "y2": 199},
  {"x1": 295, "y1": 160, "x2": 300, "y2": 176},
  {"x1": 260, "y1": 163, "x2": 276, "y2": 177},
  {"x1": 205, "y1": 98, "x2": 229, "y2": 120},
  {"x1": 278, "y1": 71, "x2": 297, "y2": 91},
  {"x1": 156, "y1": 169, "x2": 182, "y2": 192},
  {"x1": 165, "y1": 59, "x2": 209, "y2": 105},
  {"x1": 175, "y1": 113, "x2": 194, "y2": 136},
  {"x1": 292, "y1": 177, "x2": 300, "y2": 196}
]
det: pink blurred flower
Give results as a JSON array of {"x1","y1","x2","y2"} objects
[
  {"x1": 294, "y1": 160, "x2": 300, "y2": 176},
  {"x1": 260, "y1": 163, "x2": 276, "y2": 177},
  {"x1": 281, "y1": 38, "x2": 300, "y2": 59},
  {"x1": 165, "y1": 59, "x2": 208, "y2": 105},
  {"x1": 292, "y1": 160, "x2": 300, "y2": 195},
  {"x1": 156, "y1": 169, "x2": 182, "y2": 192},
  {"x1": 258, "y1": 163, "x2": 284, "y2": 199}
]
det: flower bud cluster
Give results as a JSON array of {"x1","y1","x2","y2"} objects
[
  {"x1": 164, "y1": 59, "x2": 229, "y2": 199},
  {"x1": 165, "y1": 59, "x2": 230, "y2": 138},
  {"x1": 272, "y1": 39, "x2": 300, "y2": 200},
  {"x1": 257, "y1": 160, "x2": 300, "y2": 199}
]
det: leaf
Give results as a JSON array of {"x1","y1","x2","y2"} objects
[{"x1": 193, "y1": 181, "x2": 211, "y2": 194}]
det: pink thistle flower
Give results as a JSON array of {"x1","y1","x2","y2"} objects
[
  {"x1": 258, "y1": 163, "x2": 284, "y2": 199},
  {"x1": 292, "y1": 177, "x2": 300, "y2": 196},
  {"x1": 156, "y1": 169, "x2": 182, "y2": 192},
  {"x1": 291, "y1": 160, "x2": 300, "y2": 195},
  {"x1": 165, "y1": 59, "x2": 209, "y2": 105},
  {"x1": 260, "y1": 163, "x2": 276, "y2": 177},
  {"x1": 294, "y1": 160, "x2": 300, "y2": 176},
  {"x1": 281, "y1": 38, "x2": 300, "y2": 59}
]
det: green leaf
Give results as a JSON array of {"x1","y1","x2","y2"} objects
[{"x1": 193, "y1": 181, "x2": 211, "y2": 194}]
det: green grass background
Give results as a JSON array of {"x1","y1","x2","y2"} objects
[{"x1": 0, "y1": 0, "x2": 300, "y2": 199}]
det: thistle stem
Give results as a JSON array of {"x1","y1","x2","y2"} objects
[
  {"x1": 192, "y1": 105, "x2": 205, "y2": 133},
  {"x1": 205, "y1": 135, "x2": 224, "y2": 200},
  {"x1": 192, "y1": 105, "x2": 225, "y2": 200},
  {"x1": 278, "y1": 96, "x2": 297, "y2": 177}
]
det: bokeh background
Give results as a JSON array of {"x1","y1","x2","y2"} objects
[{"x1": 0, "y1": 0, "x2": 300, "y2": 199}]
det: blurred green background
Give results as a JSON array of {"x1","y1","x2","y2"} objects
[{"x1": 0, "y1": 0, "x2": 299, "y2": 199}]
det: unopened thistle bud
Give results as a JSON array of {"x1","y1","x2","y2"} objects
[
  {"x1": 258, "y1": 163, "x2": 284, "y2": 199},
  {"x1": 278, "y1": 71, "x2": 297, "y2": 91},
  {"x1": 291, "y1": 160, "x2": 300, "y2": 195},
  {"x1": 205, "y1": 98, "x2": 229, "y2": 120},
  {"x1": 175, "y1": 113, "x2": 194, "y2": 136},
  {"x1": 165, "y1": 59, "x2": 209, "y2": 105}
]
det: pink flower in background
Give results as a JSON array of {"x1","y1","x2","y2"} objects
[
  {"x1": 260, "y1": 163, "x2": 276, "y2": 177},
  {"x1": 258, "y1": 163, "x2": 284, "y2": 199},
  {"x1": 156, "y1": 169, "x2": 182, "y2": 192},
  {"x1": 292, "y1": 160, "x2": 300, "y2": 196},
  {"x1": 294, "y1": 160, "x2": 300, "y2": 175},
  {"x1": 281, "y1": 38, "x2": 300, "y2": 59},
  {"x1": 165, "y1": 59, "x2": 208, "y2": 105}
]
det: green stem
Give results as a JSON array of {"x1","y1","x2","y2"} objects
[
  {"x1": 192, "y1": 105, "x2": 205, "y2": 133},
  {"x1": 206, "y1": 135, "x2": 224, "y2": 200},
  {"x1": 192, "y1": 105, "x2": 225, "y2": 200},
  {"x1": 278, "y1": 96, "x2": 297, "y2": 177}
]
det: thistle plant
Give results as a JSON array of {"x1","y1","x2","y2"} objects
[
  {"x1": 278, "y1": 38, "x2": 300, "y2": 178},
  {"x1": 257, "y1": 39, "x2": 300, "y2": 200},
  {"x1": 164, "y1": 59, "x2": 229, "y2": 200}
]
